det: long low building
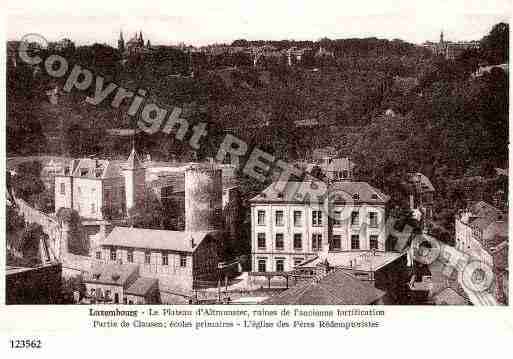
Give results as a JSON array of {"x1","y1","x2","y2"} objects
[{"x1": 98, "y1": 226, "x2": 223, "y2": 295}]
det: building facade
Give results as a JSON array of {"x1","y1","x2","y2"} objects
[
  {"x1": 250, "y1": 181, "x2": 389, "y2": 273},
  {"x1": 98, "y1": 227, "x2": 223, "y2": 292}
]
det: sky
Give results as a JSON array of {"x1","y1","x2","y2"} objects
[{"x1": 6, "y1": 0, "x2": 512, "y2": 47}]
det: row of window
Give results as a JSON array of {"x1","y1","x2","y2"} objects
[
  {"x1": 98, "y1": 249, "x2": 188, "y2": 267},
  {"x1": 256, "y1": 233, "x2": 379, "y2": 251},
  {"x1": 256, "y1": 210, "x2": 379, "y2": 227},
  {"x1": 256, "y1": 257, "x2": 308, "y2": 272}
]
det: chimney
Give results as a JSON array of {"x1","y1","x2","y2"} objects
[{"x1": 191, "y1": 237, "x2": 195, "y2": 248}]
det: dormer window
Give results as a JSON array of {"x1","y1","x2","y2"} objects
[
  {"x1": 353, "y1": 193, "x2": 360, "y2": 201},
  {"x1": 80, "y1": 168, "x2": 88, "y2": 176},
  {"x1": 371, "y1": 194, "x2": 378, "y2": 200}
]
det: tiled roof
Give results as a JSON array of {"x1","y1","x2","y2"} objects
[
  {"x1": 263, "y1": 270, "x2": 385, "y2": 305},
  {"x1": 102, "y1": 226, "x2": 217, "y2": 252},
  {"x1": 84, "y1": 262, "x2": 138, "y2": 286},
  {"x1": 250, "y1": 181, "x2": 389, "y2": 204},
  {"x1": 125, "y1": 277, "x2": 158, "y2": 296},
  {"x1": 69, "y1": 158, "x2": 123, "y2": 179}
]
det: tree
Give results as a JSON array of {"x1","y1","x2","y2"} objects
[
  {"x1": 481, "y1": 22, "x2": 509, "y2": 65},
  {"x1": 12, "y1": 161, "x2": 45, "y2": 204}
]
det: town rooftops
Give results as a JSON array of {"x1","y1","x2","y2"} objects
[
  {"x1": 125, "y1": 277, "x2": 158, "y2": 297},
  {"x1": 102, "y1": 226, "x2": 217, "y2": 252},
  {"x1": 83, "y1": 262, "x2": 139, "y2": 286},
  {"x1": 263, "y1": 269, "x2": 385, "y2": 305},
  {"x1": 250, "y1": 180, "x2": 389, "y2": 204}
]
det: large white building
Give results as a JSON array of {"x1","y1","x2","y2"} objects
[{"x1": 250, "y1": 180, "x2": 390, "y2": 273}]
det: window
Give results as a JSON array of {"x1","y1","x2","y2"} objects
[
  {"x1": 257, "y1": 233, "x2": 266, "y2": 249},
  {"x1": 77, "y1": 186, "x2": 81, "y2": 194},
  {"x1": 258, "y1": 259, "x2": 266, "y2": 272},
  {"x1": 275, "y1": 233, "x2": 284, "y2": 250},
  {"x1": 180, "y1": 254, "x2": 187, "y2": 267},
  {"x1": 370, "y1": 235, "x2": 379, "y2": 250},
  {"x1": 110, "y1": 249, "x2": 116, "y2": 261},
  {"x1": 312, "y1": 234, "x2": 322, "y2": 251},
  {"x1": 332, "y1": 235, "x2": 341, "y2": 250},
  {"x1": 369, "y1": 212, "x2": 378, "y2": 228},
  {"x1": 127, "y1": 250, "x2": 134, "y2": 263},
  {"x1": 351, "y1": 235, "x2": 360, "y2": 250},
  {"x1": 312, "y1": 211, "x2": 322, "y2": 226},
  {"x1": 293, "y1": 233, "x2": 302, "y2": 250},
  {"x1": 275, "y1": 211, "x2": 284, "y2": 226},
  {"x1": 95, "y1": 251, "x2": 101, "y2": 260},
  {"x1": 333, "y1": 211, "x2": 342, "y2": 226},
  {"x1": 145, "y1": 251, "x2": 151, "y2": 264},
  {"x1": 276, "y1": 259, "x2": 285, "y2": 272},
  {"x1": 257, "y1": 210, "x2": 266, "y2": 225},
  {"x1": 351, "y1": 211, "x2": 359, "y2": 226},
  {"x1": 293, "y1": 211, "x2": 302, "y2": 227},
  {"x1": 353, "y1": 193, "x2": 360, "y2": 201},
  {"x1": 60, "y1": 183, "x2": 65, "y2": 195},
  {"x1": 91, "y1": 203, "x2": 96, "y2": 214},
  {"x1": 162, "y1": 252, "x2": 169, "y2": 265},
  {"x1": 342, "y1": 170, "x2": 348, "y2": 178}
]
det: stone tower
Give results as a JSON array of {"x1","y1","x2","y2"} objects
[
  {"x1": 118, "y1": 30, "x2": 125, "y2": 53},
  {"x1": 122, "y1": 148, "x2": 145, "y2": 214},
  {"x1": 184, "y1": 163, "x2": 223, "y2": 232}
]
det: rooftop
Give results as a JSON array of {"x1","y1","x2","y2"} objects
[
  {"x1": 263, "y1": 269, "x2": 385, "y2": 305},
  {"x1": 83, "y1": 262, "x2": 139, "y2": 286},
  {"x1": 298, "y1": 251, "x2": 405, "y2": 272},
  {"x1": 102, "y1": 226, "x2": 217, "y2": 252},
  {"x1": 125, "y1": 277, "x2": 158, "y2": 296},
  {"x1": 250, "y1": 181, "x2": 389, "y2": 204}
]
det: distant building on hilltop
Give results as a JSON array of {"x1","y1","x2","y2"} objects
[
  {"x1": 423, "y1": 31, "x2": 480, "y2": 60},
  {"x1": 118, "y1": 30, "x2": 152, "y2": 57}
]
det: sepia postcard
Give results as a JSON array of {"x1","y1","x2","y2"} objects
[{"x1": 1, "y1": 0, "x2": 512, "y2": 357}]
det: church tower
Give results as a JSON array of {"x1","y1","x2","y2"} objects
[
  {"x1": 440, "y1": 30, "x2": 444, "y2": 44},
  {"x1": 139, "y1": 31, "x2": 144, "y2": 46},
  {"x1": 118, "y1": 30, "x2": 125, "y2": 53},
  {"x1": 122, "y1": 147, "x2": 145, "y2": 215}
]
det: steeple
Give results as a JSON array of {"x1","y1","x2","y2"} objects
[
  {"x1": 118, "y1": 29, "x2": 125, "y2": 52},
  {"x1": 440, "y1": 30, "x2": 444, "y2": 44},
  {"x1": 139, "y1": 31, "x2": 144, "y2": 46},
  {"x1": 125, "y1": 146, "x2": 143, "y2": 170}
]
